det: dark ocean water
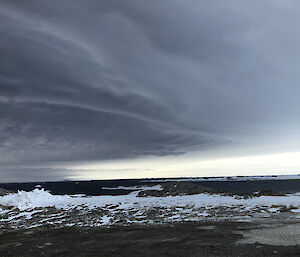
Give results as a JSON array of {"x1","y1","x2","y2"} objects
[{"x1": 0, "y1": 178, "x2": 299, "y2": 195}]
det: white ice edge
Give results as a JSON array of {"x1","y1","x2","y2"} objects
[{"x1": 142, "y1": 174, "x2": 300, "y2": 182}]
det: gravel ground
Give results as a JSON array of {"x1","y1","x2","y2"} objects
[
  {"x1": 0, "y1": 220, "x2": 299, "y2": 257},
  {"x1": 237, "y1": 222, "x2": 300, "y2": 246}
]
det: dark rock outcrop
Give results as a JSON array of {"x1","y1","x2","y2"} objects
[
  {"x1": 0, "y1": 188, "x2": 11, "y2": 196},
  {"x1": 137, "y1": 182, "x2": 217, "y2": 197}
]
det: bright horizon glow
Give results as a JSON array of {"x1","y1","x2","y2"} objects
[{"x1": 67, "y1": 151, "x2": 300, "y2": 180}]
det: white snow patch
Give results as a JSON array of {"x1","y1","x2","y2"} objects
[
  {"x1": 101, "y1": 215, "x2": 111, "y2": 225},
  {"x1": 0, "y1": 189, "x2": 299, "y2": 211},
  {"x1": 1, "y1": 189, "x2": 300, "y2": 228},
  {"x1": 0, "y1": 189, "x2": 73, "y2": 210},
  {"x1": 0, "y1": 209, "x2": 43, "y2": 222},
  {"x1": 291, "y1": 208, "x2": 300, "y2": 213},
  {"x1": 102, "y1": 185, "x2": 163, "y2": 191}
]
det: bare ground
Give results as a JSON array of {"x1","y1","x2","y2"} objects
[{"x1": 0, "y1": 221, "x2": 299, "y2": 257}]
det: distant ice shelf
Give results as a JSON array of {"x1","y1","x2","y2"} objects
[{"x1": 142, "y1": 174, "x2": 300, "y2": 182}]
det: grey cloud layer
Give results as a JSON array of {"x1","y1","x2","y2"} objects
[{"x1": 1, "y1": 0, "x2": 300, "y2": 180}]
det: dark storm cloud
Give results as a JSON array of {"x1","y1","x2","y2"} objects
[
  {"x1": 0, "y1": 166, "x2": 76, "y2": 183},
  {"x1": 0, "y1": 100, "x2": 212, "y2": 166},
  {"x1": 1, "y1": 0, "x2": 300, "y2": 180}
]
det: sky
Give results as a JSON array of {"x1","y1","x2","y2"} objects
[{"x1": 1, "y1": 0, "x2": 300, "y2": 182}]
